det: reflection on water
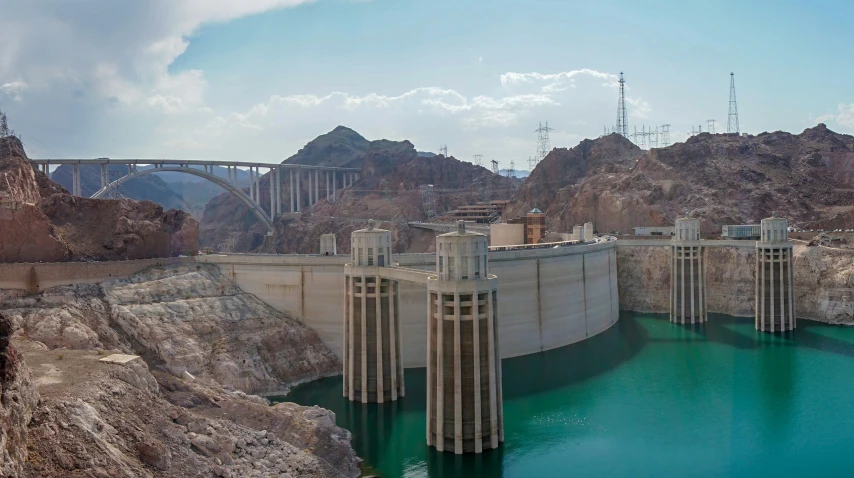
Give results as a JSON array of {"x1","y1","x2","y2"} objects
[{"x1": 281, "y1": 312, "x2": 854, "y2": 477}]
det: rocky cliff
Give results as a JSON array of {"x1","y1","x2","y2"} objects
[
  {"x1": 507, "y1": 124, "x2": 854, "y2": 233},
  {"x1": 0, "y1": 264, "x2": 358, "y2": 477},
  {"x1": 616, "y1": 242, "x2": 854, "y2": 324},
  {"x1": 0, "y1": 136, "x2": 199, "y2": 262},
  {"x1": 1, "y1": 263, "x2": 338, "y2": 394},
  {"x1": 0, "y1": 313, "x2": 39, "y2": 477}
]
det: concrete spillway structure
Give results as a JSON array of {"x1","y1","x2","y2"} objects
[
  {"x1": 755, "y1": 215, "x2": 795, "y2": 332},
  {"x1": 343, "y1": 220, "x2": 405, "y2": 402},
  {"x1": 671, "y1": 218, "x2": 707, "y2": 324},
  {"x1": 426, "y1": 221, "x2": 503, "y2": 454}
]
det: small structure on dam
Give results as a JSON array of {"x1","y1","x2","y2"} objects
[
  {"x1": 427, "y1": 221, "x2": 503, "y2": 454},
  {"x1": 343, "y1": 220, "x2": 405, "y2": 402},
  {"x1": 671, "y1": 217, "x2": 707, "y2": 324},
  {"x1": 755, "y1": 214, "x2": 795, "y2": 332}
]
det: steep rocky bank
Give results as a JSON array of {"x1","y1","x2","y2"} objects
[
  {"x1": 0, "y1": 313, "x2": 39, "y2": 477},
  {"x1": 616, "y1": 242, "x2": 854, "y2": 324},
  {"x1": 1, "y1": 263, "x2": 339, "y2": 394},
  {"x1": 0, "y1": 264, "x2": 358, "y2": 476},
  {"x1": 507, "y1": 124, "x2": 854, "y2": 233},
  {"x1": 0, "y1": 136, "x2": 199, "y2": 262}
]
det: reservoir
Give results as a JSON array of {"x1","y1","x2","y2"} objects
[{"x1": 285, "y1": 312, "x2": 854, "y2": 477}]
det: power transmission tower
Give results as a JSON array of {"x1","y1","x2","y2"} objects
[
  {"x1": 707, "y1": 119, "x2": 717, "y2": 134},
  {"x1": 490, "y1": 160, "x2": 499, "y2": 175},
  {"x1": 727, "y1": 72, "x2": 740, "y2": 134},
  {"x1": 649, "y1": 126, "x2": 659, "y2": 148},
  {"x1": 419, "y1": 184, "x2": 437, "y2": 219},
  {"x1": 507, "y1": 160, "x2": 515, "y2": 178},
  {"x1": 615, "y1": 72, "x2": 628, "y2": 137},
  {"x1": 532, "y1": 121, "x2": 553, "y2": 169},
  {"x1": 473, "y1": 154, "x2": 483, "y2": 167},
  {"x1": 660, "y1": 124, "x2": 671, "y2": 147},
  {"x1": 439, "y1": 145, "x2": 448, "y2": 156}
]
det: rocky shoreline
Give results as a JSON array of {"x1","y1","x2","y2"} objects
[{"x1": 0, "y1": 264, "x2": 359, "y2": 477}]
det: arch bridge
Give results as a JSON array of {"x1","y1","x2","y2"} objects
[{"x1": 30, "y1": 159, "x2": 360, "y2": 234}]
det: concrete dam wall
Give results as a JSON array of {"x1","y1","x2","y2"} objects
[{"x1": 197, "y1": 241, "x2": 620, "y2": 368}]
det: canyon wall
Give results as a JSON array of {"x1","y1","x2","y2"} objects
[{"x1": 616, "y1": 241, "x2": 854, "y2": 324}]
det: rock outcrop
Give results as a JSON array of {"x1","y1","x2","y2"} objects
[
  {"x1": 616, "y1": 242, "x2": 854, "y2": 324},
  {"x1": 15, "y1": 340, "x2": 359, "y2": 477},
  {"x1": 0, "y1": 136, "x2": 199, "y2": 262},
  {"x1": 0, "y1": 264, "x2": 359, "y2": 477},
  {"x1": 506, "y1": 124, "x2": 854, "y2": 233},
  {"x1": 0, "y1": 313, "x2": 39, "y2": 477},
  {"x1": 1, "y1": 263, "x2": 339, "y2": 394}
]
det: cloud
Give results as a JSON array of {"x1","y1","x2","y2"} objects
[
  {"x1": 0, "y1": 80, "x2": 28, "y2": 100},
  {"x1": 818, "y1": 103, "x2": 854, "y2": 130},
  {"x1": 0, "y1": 1, "x2": 314, "y2": 111},
  {"x1": 500, "y1": 69, "x2": 619, "y2": 93}
]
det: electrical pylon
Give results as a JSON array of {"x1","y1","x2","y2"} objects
[{"x1": 727, "y1": 73, "x2": 740, "y2": 134}]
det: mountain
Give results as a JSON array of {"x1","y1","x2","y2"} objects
[
  {"x1": 504, "y1": 124, "x2": 854, "y2": 233},
  {"x1": 198, "y1": 127, "x2": 514, "y2": 254},
  {"x1": 52, "y1": 164, "x2": 189, "y2": 212}
]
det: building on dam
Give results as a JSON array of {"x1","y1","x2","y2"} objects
[
  {"x1": 671, "y1": 217, "x2": 707, "y2": 324},
  {"x1": 755, "y1": 214, "x2": 795, "y2": 332},
  {"x1": 343, "y1": 220, "x2": 405, "y2": 402},
  {"x1": 427, "y1": 221, "x2": 503, "y2": 454}
]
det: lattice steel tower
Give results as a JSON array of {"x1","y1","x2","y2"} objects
[
  {"x1": 616, "y1": 72, "x2": 628, "y2": 137},
  {"x1": 727, "y1": 73, "x2": 740, "y2": 134},
  {"x1": 473, "y1": 154, "x2": 483, "y2": 167},
  {"x1": 532, "y1": 121, "x2": 553, "y2": 170}
]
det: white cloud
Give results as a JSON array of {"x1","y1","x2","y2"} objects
[
  {"x1": 818, "y1": 104, "x2": 854, "y2": 130},
  {"x1": 0, "y1": 80, "x2": 28, "y2": 101},
  {"x1": 0, "y1": 1, "x2": 313, "y2": 112},
  {"x1": 500, "y1": 69, "x2": 619, "y2": 93}
]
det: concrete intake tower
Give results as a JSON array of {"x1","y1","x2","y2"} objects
[
  {"x1": 343, "y1": 220, "x2": 405, "y2": 402},
  {"x1": 426, "y1": 221, "x2": 503, "y2": 454},
  {"x1": 671, "y1": 217, "x2": 707, "y2": 324},
  {"x1": 755, "y1": 215, "x2": 795, "y2": 332}
]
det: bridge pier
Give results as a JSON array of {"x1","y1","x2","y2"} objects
[
  {"x1": 343, "y1": 220, "x2": 405, "y2": 403},
  {"x1": 332, "y1": 171, "x2": 337, "y2": 203},
  {"x1": 326, "y1": 171, "x2": 330, "y2": 202},
  {"x1": 314, "y1": 169, "x2": 319, "y2": 204},
  {"x1": 71, "y1": 163, "x2": 81, "y2": 196},
  {"x1": 670, "y1": 218, "x2": 706, "y2": 324}
]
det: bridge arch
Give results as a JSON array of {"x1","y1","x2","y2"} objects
[{"x1": 90, "y1": 166, "x2": 275, "y2": 233}]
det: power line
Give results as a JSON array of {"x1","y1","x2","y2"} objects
[{"x1": 727, "y1": 72, "x2": 740, "y2": 134}]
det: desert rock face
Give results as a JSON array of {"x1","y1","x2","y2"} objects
[
  {"x1": 0, "y1": 136, "x2": 199, "y2": 262},
  {"x1": 0, "y1": 264, "x2": 358, "y2": 477},
  {"x1": 0, "y1": 313, "x2": 39, "y2": 477},
  {"x1": 616, "y1": 242, "x2": 854, "y2": 324},
  {"x1": 507, "y1": 124, "x2": 854, "y2": 233},
  {"x1": 1, "y1": 263, "x2": 339, "y2": 394}
]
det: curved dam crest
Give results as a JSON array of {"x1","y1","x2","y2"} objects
[{"x1": 196, "y1": 241, "x2": 621, "y2": 367}]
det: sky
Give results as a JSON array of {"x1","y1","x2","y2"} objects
[{"x1": 1, "y1": 0, "x2": 853, "y2": 170}]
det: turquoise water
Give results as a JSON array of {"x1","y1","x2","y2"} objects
[{"x1": 284, "y1": 312, "x2": 854, "y2": 477}]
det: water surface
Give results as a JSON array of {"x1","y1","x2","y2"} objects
[{"x1": 284, "y1": 312, "x2": 854, "y2": 477}]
